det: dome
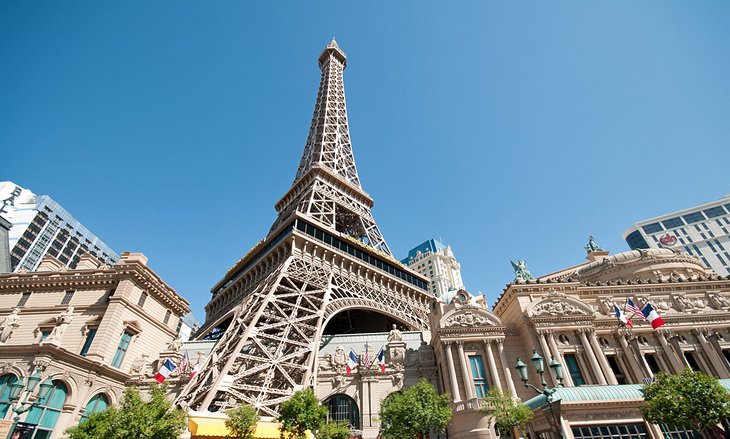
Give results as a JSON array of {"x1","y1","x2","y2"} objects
[{"x1": 576, "y1": 248, "x2": 708, "y2": 283}]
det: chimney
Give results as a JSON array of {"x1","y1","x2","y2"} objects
[{"x1": 0, "y1": 216, "x2": 11, "y2": 273}]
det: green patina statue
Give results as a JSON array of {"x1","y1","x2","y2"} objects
[
  {"x1": 511, "y1": 259, "x2": 534, "y2": 282},
  {"x1": 585, "y1": 235, "x2": 604, "y2": 254}
]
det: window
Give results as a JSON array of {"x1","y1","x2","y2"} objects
[
  {"x1": 0, "y1": 374, "x2": 19, "y2": 418},
  {"x1": 644, "y1": 354, "x2": 661, "y2": 374},
  {"x1": 683, "y1": 352, "x2": 701, "y2": 372},
  {"x1": 163, "y1": 310, "x2": 171, "y2": 325},
  {"x1": 641, "y1": 222, "x2": 663, "y2": 234},
  {"x1": 662, "y1": 217, "x2": 684, "y2": 229},
  {"x1": 468, "y1": 355, "x2": 488, "y2": 398},
  {"x1": 25, "y1": 380, "x2": 68, "y2": 439},
  {"x1": 572, "y1": 423, "x2": 647, "y2": 439},
  {"x1": 625, "y1": 230, "x2": 649, "y2": 250},
  {"x1": 703, "y1": 206, "x2": 727, "y2": 218},
  {"x1": 325, "y1": 394, "x2": 360, "y2": 429},
  {"x1": 111, "y1": 331, "x2": 133, "y2": 368},
  {"x1": 81, "y1": 393, "x2": 109, "y2": 420},
  {"x1": 17, "y1": 292, "x2": 31, "y2": 307},
  {"x1": 564, "y1": 354, "x2": 585, "y2": 385},
  {"x1": 660, "y1": 424, "x2": 701, "y2": 439},
  {"x1": 606, "y1": 355, "x2": 627, "y2": 384},
  {"x1": 80, "y1": 328, "x2": 97, "y2": 357},
  {"x1": 39, "y1": 330, "x2": 52, "y2": 343},
  {"x1": 61, "y1": 290, "x2": 74, "y2": 305},
  {"x1": 683, "y1": 212, "x2": 705, "y2": 224},
  {"x1": 137, "y1": 292, "x2": 148, "y2": 307}
]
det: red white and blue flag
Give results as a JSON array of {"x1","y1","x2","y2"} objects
[
  {"x1": 189, "y1": 357, "x2": 202, "y2": 382},
  {"x1": 641, "y1": 303, "x2": 666, "y2": 329},
  {"x1": 363, "y1": 343, "x2": 371, "y2": 369},
  {"x1": 626, "y1": 298, "x2": 646, "y2": 320},
  {"x1": 614, "y1": 303, "x2": 633, "y2": 328},
  {"x1": 376, "y1": 346, "x2": 386, "y2": 373},
  {"x1": 155, "y1": 359, "x2": 177, "y2": 383},
  {"x1": 346, "y1": 349, "x2": 358, "y2": 375}
]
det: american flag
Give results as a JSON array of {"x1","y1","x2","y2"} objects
[
  {"x1": 178, "y1": 351, "x2": 190, "y2": 373},
  {"x1": 626, "y1": 298, "x2": 646, "y2": 320},
  {"x1": 363, "y1": 343, "x2": 371, "y2": 369}
]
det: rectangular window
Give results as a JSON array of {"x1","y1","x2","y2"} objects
[
  {"x1": 163, "y1": 310, "x2": 171, "y2": 325},
  {"x1": 564, "y1": 354, "x2": 585, "y2": 385},
  {"x1": 683, "y1": 212, "x2": 705, "y2": 224},
  {"x1": 683, "y1": 352, "x2": 701, "y2": 372},
  {"x1": 39, "y1": 330, "x2": 51, "y2": 343},
  {"x1": 137, "y1": 292, "x2": 148, "y2": 307},
  {"x1": 606, "y1": 355, "x2": 627, "y2": 384},
  {"x1": 641, "y1": 222, "x2": 663, "y2": 234},
  {"x1": 468, "y1": 355, "x2": 488, "y2": 398},
  {"x1": 111, "y1": 331, "x2": 133, "y2": 368},
  {"x1": 662, "y1": 217, "x2": 684, "y2": 229},
  {"x1": 703, "y1": 206, "x2": 726, "y2": 218},
  {"x1": 61, "y1": 290, "x2": 74, "y2": 305},
  {"x1": 644, "y1": 354, "x2": 661, "y2": 374},
  {"x1": 572, "y1": 423, "x2": 647, "y2": 439},
  {"x1": 80, "y1": 329, "x2": 97, "y2": 357},
  {"x1": 17, "y1": 292, "x2": 31, "y2": 307}
]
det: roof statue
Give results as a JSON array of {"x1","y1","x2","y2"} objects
[
  {"x1": 511, "y1": 259, "x2": 534, "y2": 282},
  {"x1": 585, "y1": 235, "x2": 604, "y2": 254}
]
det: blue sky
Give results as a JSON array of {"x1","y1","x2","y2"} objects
[{"x1": 2, "y1": 2, "x2": 729, "y2": 319}]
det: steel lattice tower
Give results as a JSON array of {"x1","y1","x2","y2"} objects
[{"x1": 176, "y1": 40, "x2": 432, "y2": 416}]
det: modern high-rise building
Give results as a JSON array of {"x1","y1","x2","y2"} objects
[
  {"x1": 401, "y1": 238, "x2": 464, "y2": 303},
  {"x1": 0, "y1": 181, "x2": 119, "y2": 272},
  {"x1": 623, "y1": 195, "x2": 730, "y2": 276}
]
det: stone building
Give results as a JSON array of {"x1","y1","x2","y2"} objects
[
  {"x1": 431, "y1": 243, "x2": 730, "y2": 439},
  {"x1": 0, "y1": 251, "x2": 190, "y2": 439}
]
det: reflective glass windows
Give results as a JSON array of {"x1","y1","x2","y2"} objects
[
  {"x1": 564, "y1": 354, "x2": 585, "y2": 385},
  {"x1": 468, "y1": 355, "x2": 488, "y2": 398},
  {"x1": 26, "y1": 380, "x2": 68, "y2": 439},
  {"x1": 111, "y1": 331, "x2": 133, "y2": 368}
]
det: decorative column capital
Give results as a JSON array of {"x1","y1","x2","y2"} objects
[{"x1": 496, "y1": 339, "x2": 505, "y2": 348}]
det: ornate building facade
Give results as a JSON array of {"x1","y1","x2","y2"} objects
[{"x1": 0, "y1": 252, "x2": 190, "y2": 438}]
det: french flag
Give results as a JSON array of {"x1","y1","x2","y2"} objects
[
  {"x1": 376, "y1": 347, "x2": 386, "y2": 373},
  {"x1": 346, "y1": 350, "x2": 358, "y2": 375},
  {"x1": 614, "y1": 303, "x2": 633, "y2": 328},
  {"x1": 641, "y1": 303, "x2": 666, "y2": 329},
  {"x1": 155, "y1": 359, "x2": 177, "y2": 383}
]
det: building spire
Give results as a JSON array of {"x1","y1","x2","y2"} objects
[{"x1": 294, "y1": 40, "x2": 360, "y2": 187}]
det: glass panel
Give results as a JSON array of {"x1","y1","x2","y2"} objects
[
  {"x1": 564, "y1": 354, "x2": 586, "y2": 385},
  {"x1": 80, "y1": 329, "x2": 97, "y2": 357},
  {"x1": 468, "y1": 355, "x2": 488, "y2": 398}
]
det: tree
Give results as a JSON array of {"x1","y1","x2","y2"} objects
[
  {"x1": 379, "y1": 379, "x2": 453, "y2": 439},
  {"x1": 480, "y1": 388, "x2": 533, "y2": 438},
  {"x1": 278, "y1": 388, "x2": 328, "y2": 439},
  {"x1": 225, "y1": 403, "x2": 259, "y2": 439},
  {"x1": 66, "y1": 385, "x2": 187, "y2": 439},
  {"x1": 640, "y1": 369, "x2": 730, "y2": 438},
  {"x1": 316, "y1": 420, "x2": 351, "y2": 439}
]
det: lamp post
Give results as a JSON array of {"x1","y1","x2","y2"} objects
[
  {"x1": 5, "y1": 372, "x2": 54, "y2": 439},
  {"x1": 515, "y1": 350, "x2": 565, "y2": 439}
]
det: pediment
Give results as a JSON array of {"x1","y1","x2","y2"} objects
[
  {"x1": 526, "y1": 296, "x2": 593, "y2": 319},
  {"x1": 440, "y1": 308, "x2": 502, "y2": 328}
]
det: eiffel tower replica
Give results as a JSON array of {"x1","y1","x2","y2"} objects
[{"x1": 176, "y1": 40, "x2": 433, "y2": 416}]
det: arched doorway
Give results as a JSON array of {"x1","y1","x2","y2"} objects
[{"x1": 324, "y1": 394, "x2": 360, "y2": 429}]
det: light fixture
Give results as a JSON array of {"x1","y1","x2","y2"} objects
[
  {"x1": 515, "y1": 357, "x2": 528, "y2": 382},
  {"x1": 8, "y1": 380, "x2": 24, "y2": 401},
  {"x1": 549, "y1": 357, "x2": 564, "y2": 382},
  {"x1": 530, "y1": 350, "x2": 544, "y2": 374},
  {"x1": 26, "y1": 372, "x2": 41, "y2": 393},
  {"x1": 38, "y1": 378, "x2": 54, "y2": 401}
]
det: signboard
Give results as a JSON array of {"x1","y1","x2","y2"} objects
[
  {"x1": 659, "y1": 233, "x2": 678, "y2": 247},
  {"x1": 0, "y1": 420, "x2": 13, "y2": 438}
]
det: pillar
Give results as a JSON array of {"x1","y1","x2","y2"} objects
[
  {"x1": 578, "y1": 329, "x2": 607, "y2": 385},
  {"x1": 693, "y1": 329, "x2": 729, "y2": 378},
  {"x1": 656, "y1": 331, "x2": 684, "y2": 374},
  {"x1": 546, "y1": 331, "x2": 573, "y2": 387},
  {"x1": 667, "y1": 333, "x2": 691, "y2": 369},
  {"x1": 588, "y1": 329, "x2": 618, "y2": 385},
  {"x1": 484, "y1": 339, "x2": 503, "y2": 392},
  {"x1": 497, "y1": 339, "x2": 517, "y2": 396},
  {"x1": 457, "y1": 341, "x2": 475, "y2": 400},
  {"x1": 537, "y1": 331, "x2": 558, "y2": 386},
  {"x1": 616, "y1": 333, "x2": 644, "y2": 383},
  {"x1": 443, "y1": 342, "x2": 461, "y2": 402}
]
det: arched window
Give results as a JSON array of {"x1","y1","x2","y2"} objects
[
  {"x1": 81, "y1": 393, "x2": 109, "y2": 420},
  {"x1": 324, "y1": 394, "x2": 359, "y2": 429},
  {"x1": 25, "y1": 380, "x2": 68, "y2": 439},
  {"x1": 0, "y1": 374, "x2": 19, "y2": 418}
]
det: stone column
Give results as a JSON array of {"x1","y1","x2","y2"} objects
[
  {"x1": 546, "y1": 331, "x2": 573, "y2": 387},
  {"x1": 667, "y1": 333, "x2": 691, "y2": 369},
  {"x1": 484, "y1": 339, "x2": 503, "y2": 392},
  {"x1": 457, "y1": 341, "x2": 475, "y2": 400},
  {"x1": 628, "y1": 337, "x2": 654, "y2": 379},
  {"x1": 497, "y1": 339, "x2": 517, "y2": 396},
  {"x1": 707, "y1": 332, "x2": 730, "y2": 375},
  {"x1": 616, "y1": 333, "x2": 644, "y2": 383},
  {"x1": 656, "y1": 331, "x2": 684, "y2": 373},
  {"x1": 578, "y1": 329, "x2": 607, "y2": 385},
  {"x1": 693, "y1": 329, "x2": 729, "y2": 378},
  {"x1": 443, "y1": 342, "x2": 461, "y2": 402},
  {"x1": 537, "y1": 331, "x2": 558, "y2": 386},
  {"x1": 588, "y1": 330, "x2": 618, "y2": 385}
]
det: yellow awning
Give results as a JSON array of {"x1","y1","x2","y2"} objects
[{"x1": 188, "y1": 417, "x2": 282, "y2": 438}]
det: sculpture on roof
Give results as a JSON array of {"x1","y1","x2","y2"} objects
[
  {"x1": 387, "y1": 324, "x2": 403, "y2": 343},
  {"x1": 511, "y1": 260, "x2": 534, "y2": 282},
  {"x1": 585, "y1": 235, "x2": 604, "y2": 254},
  {"x1": 0, "y1": 308, "x2": 21, "y2": 343}
]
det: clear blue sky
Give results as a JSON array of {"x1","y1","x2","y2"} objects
[{"x1": 2, "y1": 2, "x2": 729, "y2": 319}]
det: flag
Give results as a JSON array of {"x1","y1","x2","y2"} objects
[
  {"x1": 641, "y1": 303, "x2": 666, "y2": 329},
  {"x1": 179, "y1": 352, "x2": 190, "y2": 373},
  {"x1": 626, "y1": 298, "x2": 645, "y2": 320},
  {"x1": 189, "y1": 357, "x2": 202, "y2": 382},
  {"x1": 363, "y1": 344, "x2": 371, "y2": 369},
  {"x1": 155, "y1": 359, "x2": 177, "y2": 383},
  {"x1": 376, "y1": 346, "x2": 386, "y2": 373},
  {"x1": 614, "y1": 303, "x2": 633, "y2": 328},
  {"x1": 346, "y1": 349, "x2": 358, "y2": 375}
]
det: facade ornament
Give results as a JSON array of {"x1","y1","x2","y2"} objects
[
  {"x1": 167, "y1": 337, "x2": 183, "y2": 352},
  {"x1": 0, "y1": 307, "x2": 21, "y2": 343},
  {"x1": 48, "y1": 306, "x2": 74, "y2": 343},
  {"x1": 32, "y1": 359, "x2": 51, "y2": 372},
  {"x1": 329, "y1": 346, "x2": 347, "y2": 369},
  {"x1": 545, "y1": 289, "x2": 566, "y2": 298},
  {"x1": 585, "y1": 235, "x2": 604, "y2": 253},
  {"x1": 387, "y1": 324, "x2": 403, "y2": 343},
  {"x1": 706, "y1": 292, "x2": 730, "y2": 310},
  {"x1": 392, "y1": 371, "x2": 404, "y2": 388},
  {"x1": 443, "y1": 311, "x2": 489, "y2": 327},
  {"x1": 531, "y1": 300, "x2": 590, "y2": 317},
  {"x1": 332, "y1": 374, "x2": 346, "y2": 389},
  {"x1": 511, "y1": 260, "x2": 533, "y2": 282},
  {"x1": 671, "y1": 293, "x2": 697, "y2": 313},
  {"x1": 597, "y1": 297, "x2": 613, "y2": 316},
  {"x1": 639, "y1": 249, "x2": 655, "y2": 260},
  {"x1": 0, "y1": 362, "x2": 13, "y2": 373},
  {"x1": 129, "y1": 354, "x2": 151, "y2": 377}
]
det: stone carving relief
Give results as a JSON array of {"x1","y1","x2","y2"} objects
[
  {"x1": 47, "y1": 306, "x2": 75, "y2": 343},
  {"x1": 707, "y1": 292, "x2": 730, "y2": 310},
  {"x1": 597, "y1": 297, "x2": 613, "y2": 316},
  {"x1": 0, "y1": 308, "x2": 21, "y2": 343},
  {"x1": 671, "y1": 294, "x2": 702, "y2": 313},
  {"x1": 167, "y1": 337, "x2": 183, "y2": 352},
  {"x1": 387, "y1": 324, "x2": 403, "y2": 342},
  {"x1": 531, "y1": 299, "x2": 591, "y2": 317},
  {"x1": 443, "y1": 311, "x2": 489, "y2": 327}
]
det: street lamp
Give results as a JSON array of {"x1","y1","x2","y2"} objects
[
  {"x1": 515, "y1": 350, "x2": 564, "y2": 402},
  {"x1": 5, "y1": 372, "x2": 54, "y2": 439}
]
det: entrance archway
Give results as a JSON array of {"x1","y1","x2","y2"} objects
[{"x1": 324, "y1": 394, "x2": 360, "y2": 429}]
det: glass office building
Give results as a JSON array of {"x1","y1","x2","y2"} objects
[{"x1": 0, "y1": 181, "x2": 118, "y2": 272}]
